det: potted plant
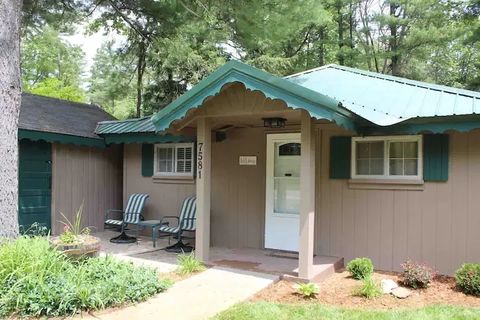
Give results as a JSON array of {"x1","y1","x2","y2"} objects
[{"x1": 50, "y1": 205, "x2": 101, "y2": 259}]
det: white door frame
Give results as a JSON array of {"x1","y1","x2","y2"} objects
[{"x1": 265, "y1": 132, "x2": 301, "y2": 251}]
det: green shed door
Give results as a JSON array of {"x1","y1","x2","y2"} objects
[{"x1": 18, "y1": 140, "x2": 52, "y2": 232}]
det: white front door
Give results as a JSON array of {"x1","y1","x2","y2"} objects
[{"x1": 265, "y1": 133, "x2": 301, "y2": 252}]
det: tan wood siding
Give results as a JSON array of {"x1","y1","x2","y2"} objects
[
  {"x1": 123, "y1": 144, "x2": 195, "y2": 220},
  {"x1": 211, "y1": 127, "x2": 266, "y2": 249},
  {"x1": 51, "y1": 144, "x2": 123, "y2": 234},
  {"x1": 316, "y1": 126, "x2": 480, "y2": 275}
]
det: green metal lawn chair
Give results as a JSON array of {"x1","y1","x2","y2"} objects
[
  {"x1": 158, "y1": 196, "x2": 196, "y2": 252},
  {"x1": 105, "y1": 193, "x2": 149, "y2": 243}
]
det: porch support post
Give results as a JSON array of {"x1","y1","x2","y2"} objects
[
  {"x1": 299, "y1": 110, "x2": 315, "y2": 279},
  {"x1": 195, "y1": 117, "x2": 211, "y2": 262}
]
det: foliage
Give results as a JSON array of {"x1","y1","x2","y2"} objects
[
  {"x1": 176, "y1": 251, "x2": 205, "y2": 276},
  {"x1": 214, "y1": 302, "x2": 480, "y2": 320},
  {"x1": 346, "y1": 257, "x2": 374, "y2": 280},
  {"x1": 294, "y1": 282, "x2": 319, "y2": 298},
  {"x1": 19, "y1": 222, "x2": 49, "y2": 237},
  {"x1": 401, "y1": 260, "x2": 436, "y2": 289},
  {"x1": 353, "y1": 276, "x2": 382, "y2": 299},
  {"x1": 20, "y1": 0, "x2": 480, "y2": 119},
  {"x1": 455, "y1": 263, "x2": 480, "y2": 296},
  {"x1": 88, "y1": 41, "x2": 137, "y2": 119},
  {"x1": 21, "y1": 26, "x2": 86, "y2": 102},
  {"x1": 0, "y1": 236, "x2": 170, "y2": 317},
  {"x1": 28, "y1": 77, "x2": 85, "y2": 103}
]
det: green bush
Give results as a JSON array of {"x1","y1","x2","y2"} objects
[
  {"x1": 353, "y1": 276, "x2": 382, "y2": 299},
  {"x1": 295, "y1": 282, "x2": 319, "y2": 298},
  {"x1": 455, "y1": 263, "x2": 480, "y2": 296},
  {"x1": 346, "y1": 258, "x2": 374, "y2": 280},
  {"x1": 401, "y1": 259, "x2": 436, "y2": 289},
  {"x1": 0, "y1": 236, "x2": 171, "y2": 317},
  {"x1": 176, "y1": 251, "x2": 206, "y2": 276}
]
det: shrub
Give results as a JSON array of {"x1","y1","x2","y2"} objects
[
  {"x1": 346, "y1": 258, "x2": 374, "y2": 280},
  {"x1": 455, "y1": 263, "x2": 480, "y2": 296},
  {"x1": 353, "y1": 276, "x2": 382, "y2": 299},
  {"x1": 401, "y1": 259, "x2": 436, "y2": 289},
  {"x1": 176, "y1": 251, "x2": 205, "y2": 275},
  {"x1": 295, "y1": 282, "x2": 320, "y2": 298},
  {"x1": 0, "y1": 236, "x2": 171, "y2": 317}
]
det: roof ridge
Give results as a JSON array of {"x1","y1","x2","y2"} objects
[
  {"x1": 284, "y1": 64, "x2": 336, "y2": 79},
  {"x1": 23, "y1": 92, "x2": 116, "y2": 119},
  {"x1": 97, "y1": 116, "x2": 152, "y2": 125},
  {"x1": 303, "y1": 64, "x2": 480, "y2": 98}
]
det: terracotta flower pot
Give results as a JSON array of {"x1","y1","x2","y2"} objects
[{"x1": 50, "y1": 235, "x2": 101, "y2": 259}]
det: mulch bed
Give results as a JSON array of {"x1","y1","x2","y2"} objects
[{"x1": 250, "y1": 270, "x2": 480, "y2": 310}]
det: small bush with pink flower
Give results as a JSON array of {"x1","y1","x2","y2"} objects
[{"x1": 401, "y1": 259, "x2": 436, "y2": 289}]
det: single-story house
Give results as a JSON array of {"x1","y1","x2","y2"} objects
[
  {"x1": 93, "y1": 61, "x2": 480, "y2": 279},
  {"x1": 18, "y1": 93, "x2": 122, "y2": 234}
]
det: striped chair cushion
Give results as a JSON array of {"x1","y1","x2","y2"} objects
[
  {"x1": 124, "y1": 193, "x2": 149, "y2": 224},
  {"x1": 105, "y1": 219, "x2": 123, "y2": 226},
  {"x1": 158, "y1": 225, "x2": 180, "y2": 234},
  {"x1": 179, "y1": 196, "x2": 196, "y2": 231}
]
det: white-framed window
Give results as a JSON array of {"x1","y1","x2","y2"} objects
[
  {"x1": 351, "y1": 135, "x2": 423, "y2": 180},
  {"x1": 154, "y1": 143, "x2": 194, "y2": 177}
]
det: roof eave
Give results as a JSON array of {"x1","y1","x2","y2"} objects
[{"x1": 151, "y1": 61, "x2": 358, "y2": 133}]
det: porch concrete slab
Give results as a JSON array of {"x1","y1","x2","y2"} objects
[
  {"x1": 82, "y1": 267, "x2": 277, "y2": 320},
  {"x1": 95, "y1": 230, "x2": 179, "y2": 273},
  {"x1": 208, "y1": 247, "x2": 343, "y2": 281}
]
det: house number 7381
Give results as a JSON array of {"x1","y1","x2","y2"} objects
[{"x1": 197, "y1": 142, "x2": 203, "y2": 179}]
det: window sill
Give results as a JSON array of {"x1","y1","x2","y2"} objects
[
  {"x1": 152, "y1": 175, "x2": 195, "y2": 184},
  {"x1": 348, "y1": 178, "x2": 424, "y2": 191}
]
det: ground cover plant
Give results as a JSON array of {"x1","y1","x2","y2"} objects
[
  {"x1": 346, "y1": 257, "x2": 374, "y2": 280},
  {"x1": 294, "y1": 282, "x2": 319, "y2": 298},
  {"x1": 0, "y1": 236, "x2": 171, "y2": 317},
  {"x1": 176, "y1": 251, "x2": 206, "y2": 276},
  {"x1": 456, "y1": 263, "x2": 480, "y2": 296}
]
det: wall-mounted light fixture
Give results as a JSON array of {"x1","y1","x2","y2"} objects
[{"x1": 262, "y1": 117, "x2": 286, "y2": 128}]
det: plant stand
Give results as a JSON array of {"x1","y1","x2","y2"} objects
[{"x1": 50, "y1": 235, "x2": 101, "y2": 259}]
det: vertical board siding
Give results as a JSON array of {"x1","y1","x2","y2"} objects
[
  {"x1": 123, "y1": 144, "x2": 196, "y2": 221},
  {"x1": 315, "y1": 127, "x2": 480, "y2": 275},
  {"x1": 211, "y1": 127, "x2": 266, "y2": 249},
  {"x1": 51, "y1": 144, "x2": 123, "y2": 235}
]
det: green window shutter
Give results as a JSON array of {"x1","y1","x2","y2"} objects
[
  {"x1": 423, "y1": 134, "x2": 449, "y2": 182},
  {"x1": 330, "y1": 136, "x2": 351, "y2": 179},
  {"x1": 141, "y1": 144, "x2": 154, "y2": 177}
]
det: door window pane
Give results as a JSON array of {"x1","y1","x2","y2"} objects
[{"x1": 274, "y1": 178, "x2": 300, "y2": 214}]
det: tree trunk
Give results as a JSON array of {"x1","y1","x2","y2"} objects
[
  {"x1": 0, "y1": 0, "x2": 22, "y2": 238},
  {"x1": 389, "y1": 3, "x2": 401, "y2": 76},
  {"x1": 336, "y1": 1, "x2": 345, "y2": 66},
  {"x1": 136, "y1": 41, "x2": 146, "y2": 118}
]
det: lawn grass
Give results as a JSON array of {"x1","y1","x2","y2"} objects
[{"x1": 214, "y1": 302, "x2": 480, "y2": 320}]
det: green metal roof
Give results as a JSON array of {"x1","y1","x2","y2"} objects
[
  {"x1": 95, "y1": 116, "x2": 155, "y2": 134},
  {"x1": 151, "y1": 60, "x2": 356, "y2": 132},
  {"x1": 95, "y1": 61, "x2": 480, "y2": 138},
  {"x1": 95, "y1": 116, "x2": 194, "y2": 144},
  {"x1": 286, "y1": 64, "x2": 480, "y2": 126},
  {"x1": 19, "y1": 129, "x2": 106, "y2": 148}
]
